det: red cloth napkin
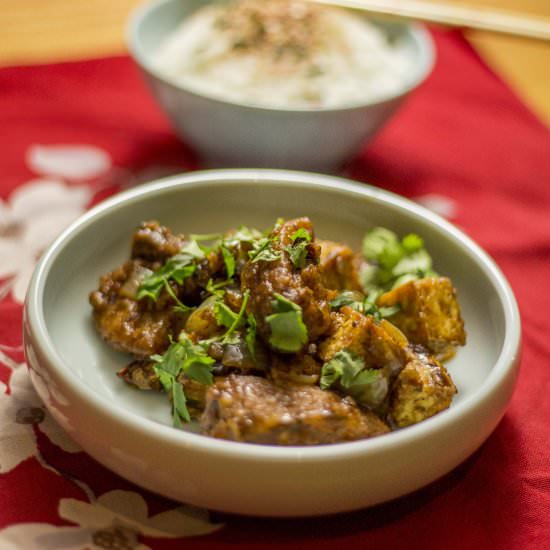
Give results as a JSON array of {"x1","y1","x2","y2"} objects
[{"x1": 1, "y1": 29, "x2": 550, "y2": 549}]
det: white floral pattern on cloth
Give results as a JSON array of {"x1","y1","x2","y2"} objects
[
  {"x1": 0, "y1": 178, "x2": 93, "y2": 303},
  {"x1": 0, "y1": 143, "x2": 114, "y2": 304},
  {"x1": 0, "y1": 364, "x2": 80, "y2": 473},
  {"x1": 26, "y1": 144, "x2": 112, "y2": 181},
  {"x1": 0, "y1": 490, "x2": 222, "y2": 549},
  {"x1": 413, "y1": 193, "x2": 458, "y2": 219},
  {"x1": 0, "y1": 144, "x2": 223, "y2": 546}
]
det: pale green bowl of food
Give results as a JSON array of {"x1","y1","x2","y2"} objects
[
  {"x1": 127, "y1": 0, "x2": 435, "y2": 171},
  {"x1": 24, "y1": 169, "x2": 520, "y2": 516}
]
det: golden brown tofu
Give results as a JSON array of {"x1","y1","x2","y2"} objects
[
  {"x1": 318, "y1": 306, "x2": 408, "y2": 377},
  {"x1": 389, "y1": 350, "x2": 457, "y2": 428},
  {"x1": 201, "y1": 375, "x2": 390, "y2": 445},
  {"x1": 377, "y1": 277, "x2": 466, "y2": 361},
  {"x1": 318, "y1": 240, "x2": 366, "y2": 291}
]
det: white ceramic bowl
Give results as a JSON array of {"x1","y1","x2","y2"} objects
[
  {"x1": 127, "y1": 0, "x2": 435, "y2": 172},
  {"x1": 24, "y1": 169, "x2": 520, "y2": 517}
]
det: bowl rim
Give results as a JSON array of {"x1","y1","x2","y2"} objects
[
  {"x1": 126, "y1": 0, "x2": 436, "y2": 114},
  {"x1": 26, "y1": 168, "x2": 521, "y2": 463}
]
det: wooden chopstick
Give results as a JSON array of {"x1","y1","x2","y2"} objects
[{"x1": 308, "y1": 0, "x2": 550, "y2": 41}]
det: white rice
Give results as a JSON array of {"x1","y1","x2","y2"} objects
[{"x1": 151, "y1": 1, "x2": 412, "y2": 109}]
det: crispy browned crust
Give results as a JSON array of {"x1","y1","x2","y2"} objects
[
  {"x1": 318, "y1": 306, "x2": 408, "y2": 376},
  {"x1": 378, "y1": 277, "x2": 466, "y2": 361},
  {"x1": 389, "y1": 350, "x2": 457, "y2": 428},
  {"x1": 201, "y1": 375, "x2": 390, "y2": 445},
  {"x1": 318, "y1": 240, "x2": 366, "y2": 291},
  {"x1": 89, "y1": 260, "x2": 184, "y2": 357}
]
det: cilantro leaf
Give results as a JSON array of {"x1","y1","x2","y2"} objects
[
  {"x1": 286, "y1": 240, "x2": 310, "y2": 268},
  {"x1": 172, "y1": 383, "x2": 190, "y2": 426},
  {"x1": 150, "y1": 332, "x2": 215, "y2": 426},
  {"x1": 249, "y1": 237, "x2": 281, "y2": 263},
  {"x1": 320, "y1": 349, "x2": 388, "y2": 408},
  {"x1": 320, "y1": 350, "x2": 365, "y2": 390},
  {"x1": 362, "y1": 227, "x2": 399, "y2": 262},
  {"x1": 179, "y1": 240, "x2": 206, "y2": 261},
  {"x1": 223, "y1": 226, "x2": 263, "y2": 248},
  {"x1": 221, "y1": 289, "x2": 250, "y2": 344},
  {"x1": 206, "y1": 278, "x2": 229, "y2": 298},
  {"x1": 266, "y1": 293, "x2": 308, "y2": 353},
  {"x1": 330, "y1": 291, "x2": 363, "y2": 311},
  {"x1": 137, "y1": 240, "x2": 204, "y2": 308},
  {"x1": 392, "y1": 249, "x2": 432, "y2": 277},
  {"x1": 290, "y1": 228, "x2": 312, "y2": 243},
  {"x1": 220, "y1": 243, "x2": 236, "y2": 279},
  {"x1": 189, "y1": 232, "x2": 223, "y2": 242},
  {"x1": 330, "y1": 290, "x2": 400, "y2": 320},
  {"x1": 345, "y1": 369, "x2": 388, "y2": 409},
  {"x1": 402, "y1": 233, "x2": 424, "y2": 253},
  {"x1": 361, "y1": 227, "x2": 437, "y2": 293},
  {"x1": 245, "y1": 313, "x2": 257, "y2": 361},
  {"x1": 214, "y1": 301, "x2": 240, "y2": 329},
  {"x1": 284, "y1": 228, "x2": 313, "y2": 269},
  {"x1": 319, "y1": 359, "x2": 343, "y2": 390}
]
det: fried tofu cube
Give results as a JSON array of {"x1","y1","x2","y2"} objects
[
  {"x1": 318, "y1": 306, "x2": 408, "y2": 376},
  {"x1": 378, "y1": 277, "x2": 466, "y2": 361},
  {"x1": 201, "y1": 375, "x2": 389, "y2": 445},
  {"x1": 390, "y1": 351, "x2": 457, "y2": 428},
  {"x1": 318, "y1": 240, "x2": 366, "y2": 291}
]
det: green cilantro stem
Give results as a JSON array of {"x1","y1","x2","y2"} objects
[
  {"x1": 222, "y1": 289, "x2": 250, "y2": 343},
  {"x1": 163, "y1": 279, "x2": 192, "y2": 313}
]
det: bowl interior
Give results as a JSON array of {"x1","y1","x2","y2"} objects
[
  {"x1": 40, "y1": 171, "x2": 507, "y2": 433},
  {"x1": 129, "y1": 0, "x2": 433, "y2": 110}
]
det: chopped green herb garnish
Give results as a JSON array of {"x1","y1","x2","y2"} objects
[
  {"x1": 249, "y1": 237, "x2": 281, "y2": 263},
  {"x1": 189, "y1": 232, "x2": 223, "y2": 242},
  {"x1": 171, "y1": 383, "x2": 190, "y2": 427},
  {"x1": 151, "y1": 333, "x2": 215, "y2": 426},
  {"x1": 266, "y1": 293, "x2": 308, "y2": 353},
  {"x1": 329, "y1": 291, "x2": 364, "y2": 312},
  {"x1": 136, "y1": 240, "x2": 205, "y2": 308},
  {"x1": 221, "y1": 289, "x2": 250, "y2": 344},
  {"x1": 222, "y1": 226, "x2": 263, "y2": 248},
  {"x1": 320, "y1": 349, "x2": 365, "y2": 390},
  {"x1": 320, "y1": 349, "x2": 388, "y2": 408},
  {"x1": 361, "y1": 227, "x2": 437, "y2": 292},
  {"x1": 285, "y1": 228, "x2": 312, "y2": 269},
  {"x1": 220, "y1": 243, "x2": 236, "y2": 279},
  {"x1": 179, "y1": 240, "x2": 207, "y2": 261},
  {"x1": 362, "y1": 290, "x2": 400, "y2": 321},
  {"x1": 330, "y1": 290, "x2": 400, "y2": 321},
  {"x1": 214, "y1": 301, "x2": 240, "y2": 329},
  {"x1": 245, "y1": 313, "x2": 257, "y2": 361},
  {"x1": 402, "y1": 233, "x2": 424, "y2": 253},
  {"x1": 206, "y1": 278, "x2": 229, "y2": 298},
  {"x1": 290, "y1": 228, "x2": 311, "y2": 242}
]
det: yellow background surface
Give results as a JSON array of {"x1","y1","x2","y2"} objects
[{"x1": 1, "y1": 0, "x2": 549, "y2": 125}]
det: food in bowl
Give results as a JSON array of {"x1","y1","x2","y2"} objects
[
  {"x1": 151, "y1": 0, "x2": 411, "y2": 108},
  {"x1": 89, "y1": 216, "x2": 466, "y2": 445}
]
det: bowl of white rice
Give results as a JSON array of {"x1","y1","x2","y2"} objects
[{"x1": 128, "y1": 0, "x2": 435, "y2": 171}]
